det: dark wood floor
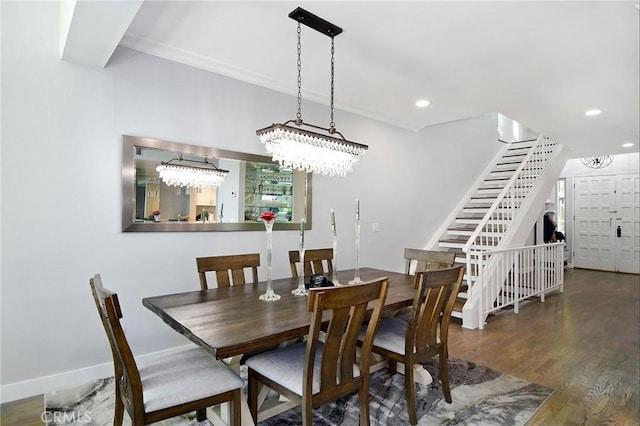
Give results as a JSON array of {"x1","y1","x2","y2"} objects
[
  {"x1": 449, "y1": 268, "x2": 640, "y2": 425},
  {"x1": 2, "y1": 268, "x2": 638, "y2": 425}
]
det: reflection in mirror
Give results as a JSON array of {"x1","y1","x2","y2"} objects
[{"x1": 122, "y1": 135, "x2": 312, "y2": 232}]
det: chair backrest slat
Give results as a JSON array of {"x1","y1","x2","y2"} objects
[
  {"x1": 289, "y1": 248, "x2": 334, "y2": 278},
  {"x1": 196, "y1": 253, "x2": 260, "y2": 289}
]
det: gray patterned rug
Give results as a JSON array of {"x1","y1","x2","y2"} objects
[{"x1": 44, "y1": 358, "x2": 553, "y2": 425}]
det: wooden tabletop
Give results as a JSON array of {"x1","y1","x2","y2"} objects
[{"x1": 143, "y1": 268, "x2": 415, "y2": 359}]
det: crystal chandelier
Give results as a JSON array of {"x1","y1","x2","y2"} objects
[
  {"x1": 256, "y1": 7, "x2": 368, "y2": 177},
  {"x1": 156, "y1": 154, "x2": 229, "y2": 188}
]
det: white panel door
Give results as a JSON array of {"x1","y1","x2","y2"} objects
[
  {"x1": 574, "y1": 174, "x2": 640, "y2": 273},
  {"x1": 574, "y1": 176, "x2": 616, "y2": 270},
  {"x1": 615, "y1": 174, "x2": 640, "y2": 274}
]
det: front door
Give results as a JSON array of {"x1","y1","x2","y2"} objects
[
  {"x1": 574, "y1": 174, "x2": 639, "y2": 273},
  {"x1": 615, "y1": 174, "x2": 640, "y2": 273}
]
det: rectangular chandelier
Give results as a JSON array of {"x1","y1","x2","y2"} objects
[
  {"x1": 156, "y1": 155, "x2": 229, "y2": 188},
  {"x1": 256, "y1": 7, "x2": 368, "y2": 177}
]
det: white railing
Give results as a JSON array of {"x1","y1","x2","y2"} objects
[
  {"x1": 463, "y1": 136, "x2": 559, "y2": 301},
  {"x1": 468, "y1": 243, "x2": 564, "y2": 329},
  {"x1": 463, "y1": 136, "x2": 557, "y2": 252}
]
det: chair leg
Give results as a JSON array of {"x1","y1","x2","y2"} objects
[
  {"x1": 302, "y1": 398, "x2": 313, "y2": 426},
  {"x1": 248, "y1": 370, "x2": 259, "y2": 424},
  {"x1": 113, "y1": 387, "x2": 124, "y2": 426},
  {"x1": 405, "y1": 362, "x2": 417, "y2": 425},
  {"x1": 196, "y1": 408, "x2": 207, "y2": 422},
  {"x1": 358, "y1": 385, "x2": 371, "y2": 426},
  {"x1": 232, "y1": 389, "x2": 242, "y2": 426},
  {"x1": 439, "y1": 350, "x2": 452, "y2": 403},
  {"x1": 388, "y1": 358, "x2": 397, "y2": 375}
]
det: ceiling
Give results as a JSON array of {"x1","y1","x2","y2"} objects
[{"x1": 68, "y1": 1, "x2": 640, "y2": 157}]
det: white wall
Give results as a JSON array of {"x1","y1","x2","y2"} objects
[{"x1": 1, "y1": 2, "x2": 501, "y2": 401}]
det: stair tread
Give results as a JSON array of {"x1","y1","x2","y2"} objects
[
  {"x1": 453, "y1": 298, "x2": 466, "y2": 312},
  {"x1": 470, "y1": 195, "x2": 498, "y2": 200},
  {"x1": 472, "y1": 194, "x2": 526, "y2": 200},
  {"x1": 440, "y1": 238, "x2": 499, "y2": 246},
  {"x1": 448, "y1": 226, "x2": 478, "y2": 232},
  {"x1": 440, "y1": 237, "x2": 469, "y2": 243},
  {"x1": 450, "y1": 225, "x2": 507, "y2": 233},
  {"x1": 464, "y1": 204, "x2": 494, "y2": 209},
  {"x1": 478, "y1": 184, "x2": 507, "y2": 189},
  {"x1": 456, "y1": 213, "x2": 485, "y2": 219}
]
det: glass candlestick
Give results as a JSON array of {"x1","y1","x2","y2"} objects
[
  {"x1": 292, "y1": 247, "x2": 308, "y2": 296},
  {"x1": 331, "y1": 234, "x2": 340, "y2": 285},
  {"x1": 259, "y1": 218, "x2": 281, "y2": 301},
  {"x1": 349, "y1": 219, "x2": 362, "y2": 284}
]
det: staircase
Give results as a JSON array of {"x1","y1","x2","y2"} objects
[{"x1": 426, "y1": 136, "x2": 567, "y2": 328}]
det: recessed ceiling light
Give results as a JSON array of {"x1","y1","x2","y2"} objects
[
  {"x1": 415, "y1": 99, "x2": 431, "y2": 108},
  {"x1": 585, "y1": 109, "x2": 601, "y2": 116},
  {"x1": 622, "y1": 142, "x2": 635, "y2": 148}
]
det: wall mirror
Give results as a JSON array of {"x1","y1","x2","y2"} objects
[{"x1": 122, "y1": 135, "x2": 312, "y2": 232}]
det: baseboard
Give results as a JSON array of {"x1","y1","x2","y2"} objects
[{"x1": 0, "y1": 344, "x2": 193, "y2": 403}]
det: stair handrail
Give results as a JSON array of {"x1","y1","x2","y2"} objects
[{"x1": 462, "y1": 136, "x2": 555, "y2": 254}]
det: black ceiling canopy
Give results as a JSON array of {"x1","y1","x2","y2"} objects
[{"x1": 288, "y1": 7, "x2": 343, "y2": 38}]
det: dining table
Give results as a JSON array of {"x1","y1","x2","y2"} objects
[
  {"x1": 143, "y1": 267, "x2": 416, "y2": 359},
  {"x1": 142, "y1": 267, "x2": 418, "y2": 425}
]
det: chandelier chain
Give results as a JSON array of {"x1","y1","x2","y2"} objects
[
  {"x1": 296, "y1": 20, "x2": 302, "y2": 123},
  {"x1": 330, "y1": 36, "x2": 335, "y2": 132}
]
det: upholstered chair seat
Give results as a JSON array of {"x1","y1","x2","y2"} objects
[
  {"x1": 358, "y1": 318, "x2": 408, "y2": 355},
  {"x1": 246, "y1": 342, "x2": 361, "y2": 396},
  {"x1": 139, "y1": 347, "x2": 244, "y2": 413}
]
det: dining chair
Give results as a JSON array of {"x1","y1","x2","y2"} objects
[
  {"x1": 393, "y1": 249, "x2": 458, "y2": 321},
  {"x1": 246, "y1": 278, "x2": 389, "y2": 426},
  {"x1": 288, "y1": 248, "x2": 334, "y2": 278},
  {"x1": 360, "y1": 265, "x2": 464, "y2": 425},
  {"x1": 404, "y1": 248, "x2": 456, "y2": 275},
  {"x1": 196, "y1": 253, "x2": 260, "y2": 289},
  {"x1": 89, "y1": 274, "x2": 243, "y2": 425}
]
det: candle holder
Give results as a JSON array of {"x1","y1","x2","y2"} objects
[
  {"x1": 331, "y1": 234, "x2": 341, "y2": 285},
  {"x1": 259, "y1": 216, "x2": 281, "y2": 301},
  {"x1": 292, "y1": 247, "x2": 308, "y2": 296},
  {"x1": 349, "y1": 219, "x2": 362, "y2": 285}
]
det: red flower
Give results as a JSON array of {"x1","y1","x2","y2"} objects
[
  {"x1": 152, "y1": 210, "x2": 161, "y2": 216},
  {"x1": 260, "y1": 211, "x2": 277, "y2": 221}
]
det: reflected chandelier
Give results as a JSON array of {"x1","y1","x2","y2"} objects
[
  {"x1": 256, "y1": 7, "x2": 368, "y2": 177},
  {"x1": 156, "y1": 154, "x2": 229, "y2": 188}
]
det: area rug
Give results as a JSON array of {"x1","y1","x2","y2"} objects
[{"x1": 43, "y1": 357, "x2": 553, "y2": 425}]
